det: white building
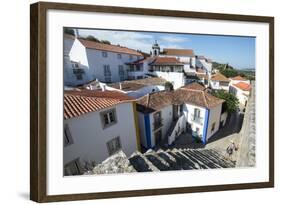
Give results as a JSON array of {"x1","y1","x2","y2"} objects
[
  {"x1": 229, "y1": 81, "x2": 252, "y2": 106},
  {"x1": 63, "y1": 90, "x2": 140, "y2": 175},
  {"x1": 63, "y1": 34, "x2": 143, "y2": 86},
  {"x1": 136, "y1": 83, "x2": 227, "y2": 149},
  {"x1": 210, "y1": 72, "x2": 230, "y2": 91}
]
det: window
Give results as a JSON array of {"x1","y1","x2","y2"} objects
[
  {"x1": 64, "y1": 158, "x2": 82, "y2": 176},
  {"x1": 137, "y1": 76, "x2": 143, "y2": 79},
  {"x1": 129, "y1": 55, "x2": 133, "y2": 60},
  {"x1": 76, "y1": 73, "x2": 83, "y2": 80},
  {"x1": 194, "y1": 108, "x2": 200, "y2": 118},
  {"x1": 100, "y1": 109, "x2": 117, "y2": 128},
  {"x1": 153, "y1": 111, "x2": 162, "y2": 130},
  {"x1": 103, "y1": 65, "x2": 111, "y2": 76},
  {"x1": 117, "y1": 53, "x2": 122, "y2": 59},
  {"x1": 211, "y1": 122, "x2": 216, "y2": 132},
  {"x1": 102, "y1": 51, "x2": 108, "y2": 57},
  {"x1": 107, "y1": 137, "x2": 122, "y2": 156},
  {"x1": 64, "y1": 124, "x2": 73, "y2": 147}
]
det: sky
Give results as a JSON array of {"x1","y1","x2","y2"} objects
[{"x1": 77, "y1": 28, "x2": 255, "y2": 69}]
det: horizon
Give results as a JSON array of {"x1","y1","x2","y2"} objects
[{"x1": 73, "y1": 28, "x2": 255, "y2": 70}]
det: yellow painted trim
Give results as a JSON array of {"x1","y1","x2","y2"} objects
[{"x1": 132, "y1": 102, "x2": 141, "y2": 151}]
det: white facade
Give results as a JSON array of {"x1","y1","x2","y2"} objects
[
  {"x1": 64, "y1": 37, "x2": 142, "y2": 86},
  {"x1": 151, "y1": 71, "x2": 185, "y2": 89},
  {"x1": 229, "y1": 85, "x2": 250, "y2": 106},
  {"x1": 206, "y1": 104, "x2": 223, "y2": 141},
  {"x1": 210, "y1": 80, "x2": 229, "y2": 91},
  {"x1": 196, "y1": 58, "x2": 212, "y2": 74},
  {"x1": 64, "y1": 102, "x2": 138, "y2": 171}
]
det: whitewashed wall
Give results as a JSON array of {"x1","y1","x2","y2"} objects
[
  {"x1": 153, "y1": 71, "x2": 185, "y2": 89},
  {"x1": 185, "y1": 104, "x2": 206, "y2": 137},
  {"x1": 63, "y1": 102, "x2": 138, "y2": 167},
  {"x1": 230, "y1": 85, "x2": 249, "y2": 105},
  {"x1": 206, "y1": 104, "x2": 222, "y2": 140},
  {"x1": 210, "y1": 80, "x2": 229, "y2": 91},
  {"x1": 149, "y1": 105, "x2": 173, "y2": 147},
  {"x1": 137, "y1": 112, "x2": 147, "y2": 148}
]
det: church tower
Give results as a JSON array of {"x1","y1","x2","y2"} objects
[{"x1": 151, "y1": 40, "x2": 160, "y2": 56}]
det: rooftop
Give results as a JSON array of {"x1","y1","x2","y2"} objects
[
  {"x1": 211, "y1": 73, "x2": 229, "y2": 82},
  {"x1": 78, "y1": 38, "x2": 143, "y2": 56},
  {"x1": 109, "y1": 77, "x2": 167, "y2": 91},
  {"x1": 137, "y1": 83, "x2": 224, "y2": 113},
  {"x1": 163, "y1": 48, "x2": 195, "y2": 57},
  {"x1": 233, "y1": 82, "x2": 251, "y2": 91},
  {"x1": 64, "y1": 90, "x2": 134, "y2": 119},
  {"x1": 149, "y1": 57, "x2": 184, "y2": 66},
  {"x1": 230, "y1": 75, "x2": 247, "y2": 81}
]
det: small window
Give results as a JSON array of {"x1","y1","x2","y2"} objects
[
  {"x1": 194, "y1": 108, "x2": 200, "y2": 118},
  {"x1": 102, "y1": 51, "x2": 108, "y2": 58},
  {"x1": 103, "y1": 65, "x2": 111, "y2": 76},
  {"x1": 76, "y1": 73, "x2": 83, "y2": 80},
  {"x1": 64, "y1": 158, "x2": 82, "y2": 176},
  {"x1": 129, "y1": 55, "x2": 133, "y2": 60},
  {"x1": 100, "y1": 109, "x2": 117, "y2": 128},
  {"x1": 107, "y1": 137, "x2": 122, "y2": 156},
  {"x1": 117, "y1": 53, "x2": 122, "y2": 59},
  {"x1": 64, "y1": 124, "x2": 73, "y2": 147},
  {"x1": 211, "y1": 122, "x2": 216, "y2": 132}
]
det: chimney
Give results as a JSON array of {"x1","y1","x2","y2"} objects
[
  {"x1": 119, "y1": 82, "x2": 122, "y2": 90},
  {"x1": 146, "y1": 93, "x2": 151, "y2": 107}
]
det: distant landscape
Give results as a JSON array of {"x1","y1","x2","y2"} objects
[{"x1": 212, "y1": 62, "x2": 255, "y2": 80}]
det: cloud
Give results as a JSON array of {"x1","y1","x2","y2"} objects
[
  {"x1": 159, "y1": 36, "x2": 188, "y2": 43},
  {"x1": 77, "y1": 29, "x2": 189, "y2": 53}
]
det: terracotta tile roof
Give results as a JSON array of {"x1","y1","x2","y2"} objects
[
  {"x1": 197, "y1": 73, "x2": 209, "y2": 80},
  {"x1": 181, "y1": 82, "x2": 206, "y2": 91},
  {"x1": 163, "y1": 48, "x2": 194, "y2": 56},
  {"x1": 64, "y1": 90, "x2": 135, "y2": 119},
  {"x1": 78, "y1": 38, "x2": 143, "y2": 56},
  {"x1": 149, "y1": 57, "x2": 184, "y2": 66},
  {"x1": 126, "y1": 57, "x2": 154, "y2": 65},
  {"x1": 65, "y1": 90, "x2": 134, "y2": 101},
  {"x1": 109, "y1": 77, "x2": 167, "y2": 91},
  {"x1": 230, "y1": 75, "x2": 247, "y2": 81},
  {"x1": 211, "y1": 73, "x2": 229, "y2": 82},
  {"x1": 137, "y1": 87, "x2": 224, "y2": 112},
  {"x1": 109, "y1": 82, "x2": 146, "y2": 91},
  {"x1": 137, "y1": 91, "x2": 175, "y2": 111},
  {"x1": 233, "y1": 82, "x2": 251, "y2": 91}
]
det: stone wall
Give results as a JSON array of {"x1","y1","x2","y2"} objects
[{"x1": 236, "y1": 81, "x2": 256, "y2": 167}]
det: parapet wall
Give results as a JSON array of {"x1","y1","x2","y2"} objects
[{"x1": 236, "y1": 81, "x2": 256, "y2": 167}]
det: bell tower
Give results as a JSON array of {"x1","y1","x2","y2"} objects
[{"x1": 151, "y1": 40, "x2": 160, "y2": 56}]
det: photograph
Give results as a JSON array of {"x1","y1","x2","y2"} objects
[{"x1": 63, "y1": 28, "x2": 256, "y2": 176}]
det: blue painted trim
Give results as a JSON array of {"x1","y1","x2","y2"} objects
[
  {"x1": 144, "y1": 114, "x2": 152, "y2": 148},
  {"x1": 202, "y1": 108, "x2": 210, "y2": 144}
]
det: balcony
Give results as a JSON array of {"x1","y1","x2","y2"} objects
[
  {"x1": 190, "y1": 114, "x2": 203, "y2": 125},
  {"x1": 153, "y1": 118, "x2": 163, "y2": 130}
]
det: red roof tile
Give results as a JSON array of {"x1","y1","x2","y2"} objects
[
  {"x1": 149, "y1": 57, "x2": 183, "y2": 66},
  {"x1": 163, "y1": 48, "x2": 194, "y2": 56},
  {"x1": 78, "y1": 38, "x2": 143, "y2": 56},
  {"x1": 137, "y1": 87, "x2": 224, "y2": 112},
  {"x1": 64, "y1": 90, "x2": 135, "y2": 119},
  {"x1": 181, "y1": 82, "x2": 206, "y2": 91},
  {"x1": 233, "y1": 82, "x2": 251, "y2": 91},
  {"x1": 211, "y1": 73, "x2": 229, "y2": 82}
]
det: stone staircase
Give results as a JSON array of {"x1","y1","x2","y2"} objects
[{"x1": 128, "y1": 148, "x2": 235, "y2": 172}]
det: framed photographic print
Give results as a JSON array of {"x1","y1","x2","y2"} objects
[{"x1": 30, "y1": 1, "x2": 274, "y2": 202}]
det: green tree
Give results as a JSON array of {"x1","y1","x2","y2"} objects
[
  {"x1": 164, "y1": 81, "x2": 174, "y2": 91},
  {"x1": 85, "y1": 35, "x2": 100, "y2": 42},
  {"x1": 100, "y1": 40, "x2": 111, "y2": 45},
  {"x1": 213, "y1": 90, "x2": 239, "y2": 113},
  {"x1": 64, "y1": 28, "x2": 75, "y2": 36}
]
